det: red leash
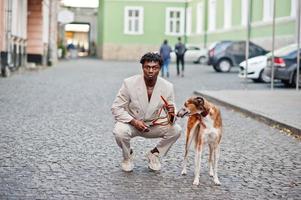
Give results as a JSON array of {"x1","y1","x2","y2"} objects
[{"x1": 144, "y1": 96, "x2": 176, "y2": 127}]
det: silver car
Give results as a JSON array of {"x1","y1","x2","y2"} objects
[{"x1": 170, "y1": 45, "x2": 207, "y2": 64}]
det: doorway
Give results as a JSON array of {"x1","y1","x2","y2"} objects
[{"x1": 64, "y1": 23, "x2": 90, "y2": 58}]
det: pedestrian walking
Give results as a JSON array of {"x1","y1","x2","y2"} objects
[
  {"x1": 111, "y1": 52, "x2": 181, "y2": 172},
  {"x1": 175, "y1": 37, "x2": 187, "y2": 77},
  {"x1": 159, "y1": 39, "x2": 172, "y2": 78}
]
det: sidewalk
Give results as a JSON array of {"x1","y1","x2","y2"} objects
[{"x1": 194, "y1": 90, "x2": 301, "y2": 136}]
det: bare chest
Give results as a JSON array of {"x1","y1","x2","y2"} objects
[{"x1": 146, "y1": 87, "x2": 154, "y2": 101}]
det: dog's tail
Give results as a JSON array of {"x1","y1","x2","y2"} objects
[
  {"x1": 193, "y1": 123, "x2": 202, "y2": 150},
  {"x1": 184, "y1": 122, "x2": 200, "y2": 157}
]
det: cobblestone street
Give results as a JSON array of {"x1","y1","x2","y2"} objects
[{"x1": 0, "y1": 59, "x2": 300, "y2": 199}]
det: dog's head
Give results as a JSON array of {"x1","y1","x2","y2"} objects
[{"x1": 177, "y1": 96, "x2": 207, "y2": 118}]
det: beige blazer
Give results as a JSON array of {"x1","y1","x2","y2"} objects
[{"x1": 111, "y1": 74, "x2": 175, "y2": 124}]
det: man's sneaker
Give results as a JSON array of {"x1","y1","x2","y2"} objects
[
  {"x1": 147, "y1": 151, "x2": 161, "y2": 171},
  {"x1": 121, "y1": 149, "x2": 134, "y2": 172}
]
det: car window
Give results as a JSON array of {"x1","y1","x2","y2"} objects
[
  {"x1": 285, "y1": 49, "x2": 301, "y2": 59},
  {"x1": 249, "y1": 44, "x2": 264, "y2": 56},
  {"x1": 228, "y1": 42, "x2": 245, "y2": 54},
  {"x1": 209, "y1": 41, "x2": 231, "y2": 50},
  {"x1": 273, "y1": 44, "x2": 298, "y2": 57}
]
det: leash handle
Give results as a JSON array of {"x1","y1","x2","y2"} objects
[
  {"x1": 160, "y1": 95, "x2": 176, "y2": 124},
  {"x1": 160, "y1": 95, "x2": 169, "y2": 107}
]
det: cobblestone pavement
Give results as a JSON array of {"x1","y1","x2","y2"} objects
[{"x1": 0, "y1": 59, "x2": 300, "y2": 199}]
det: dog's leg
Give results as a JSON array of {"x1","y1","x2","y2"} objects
[
  {"x1": 193, "y1": 138, "x2": 203, "y2": 185},
  {"x1": 208, "y1": 143, "x2": 214, "y2": 177},
  {"x1": 212, "y1": 144, "x2": 221, "y2": 185},
  {"x1": 181, "y1": 129, "x2": 195, "y2": 175},
  {"x1": 181, "y1": 131, "x2": 189, "y2": 175}
]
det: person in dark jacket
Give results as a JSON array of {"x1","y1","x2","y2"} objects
[
  {"x1": 175, "y1": 37, "x2": 187, "y2": 77},
  {"x1": 159, "y1": 39, "x2": 172, "y2": 78}
]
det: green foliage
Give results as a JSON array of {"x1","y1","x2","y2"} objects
[{"x1": 58, "y1": 43, "x2": 66, "y2": 58}]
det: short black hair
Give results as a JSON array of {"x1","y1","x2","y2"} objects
[{"x1": 140, "y1": 52, "x2": 163, "y2": 67}]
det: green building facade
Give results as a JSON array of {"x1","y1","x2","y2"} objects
[{"x1": 97, "y1": 0, "x2": 298, "y2": 60}]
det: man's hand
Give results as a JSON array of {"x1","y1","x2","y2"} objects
[
  {"x1": 166, "y1": 104, "x2": 175, "y2": 114},
  {"x1": 166, "y1": 104, "x2": 175, "y2": 123},
  {"x1": 130, "y1": 119, "x2": 149, "y2": 132}
]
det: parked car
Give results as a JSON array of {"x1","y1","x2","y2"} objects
[
  {"x1": 264, "y1": 44, "x2": 301, "y2": 87},
  {"x1": 238, "y1": 55, "x2": 270, "y2": 83},
  {"x1": 170, "y1": 45, "x2": 207, "y2": 64},
  {"x1": 207, "y1": 40, "x2": 268, "y2": 72}
]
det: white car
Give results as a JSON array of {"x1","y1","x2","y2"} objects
[
  {"x1": 170, "y1": 45, "x2": 207, "y2": 64},
  {"x1": 239, "y1": 55, "x2": 271, "y2": 83}
]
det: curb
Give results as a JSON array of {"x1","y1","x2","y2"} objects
[{"x1": 194, "y1": 91, "x2": 301, "y2": 137}]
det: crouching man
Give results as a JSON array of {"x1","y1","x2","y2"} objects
[{"x1": 111, "y1": 52, "x2": 181, "y2": 172}]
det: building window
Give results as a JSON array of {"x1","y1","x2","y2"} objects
[
  {"x1": 124, "y1": 6, "x2": 144, "y2": 35},
  {"x1": 241, "y1": 0, "x2": 248, "y2": 26},
  {"x1": 208, "y1": 0, "x2": 216, "y2": 31},
  {"x1": 224, "y1": 0, "x2": 232, "y2": 29},
  {"x1": 165, "y1": 8, "x2": 184, "y2": 35},
  {"x1": 196, "y1": 2, "x2": 204, "y2": 33},
  {"x1": 263, "y1": 0, "x2": 274, "y2": 21},
  {"x1": 186, "y1": 7, "x2": 192, "y2": 35}
]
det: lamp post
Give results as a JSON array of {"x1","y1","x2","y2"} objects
[
  {"x1": 245, "y1": 0, "x2": 252, "y2": 87},
  {"x1": 296, "y1": 0, "x2": 300, "y2": 90},
  {"x1": 271, "y1": 0, "x2": 276, "y2": 90}
]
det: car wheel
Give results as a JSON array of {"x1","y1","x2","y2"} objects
[
  {"x1": 213, "y1": 64, "x2": 221, "y2": 72},
  {"x1": 281, "y1": 80, "x2": 291, "y2": 86},
  {"x1": 198, "y1": 56, "x2": 207, "y2": 65},
  {"x1": 217, "y1": 59, "x2": 232, "y2": 72},
  {"x1": 292, "y1": 72, "x2": 301, "y2": 87},
  {"x1": 252, "y1": 78, "x2": 260, "y2": 83},
  {"x1": 258, "y1": 69, "x2": 271, "y2": 83}
]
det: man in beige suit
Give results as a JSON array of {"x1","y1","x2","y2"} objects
[{"x1": 111, "y1": 52, "x2": 181, "y2": 172}]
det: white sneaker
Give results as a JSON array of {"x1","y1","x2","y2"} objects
[
  {"x1": 147, "y1": 151, "x2": 161, "y2": 171},
  {"x1": 121, "y1": 159, "x2": 134, "y2": 172},
  {"x1": 121, "y1": 150, "x2": 134, "y2": 172}
]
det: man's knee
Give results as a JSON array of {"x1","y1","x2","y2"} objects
[{"x1": 113, "y1": 122, "x2": 132, "y2": 139}]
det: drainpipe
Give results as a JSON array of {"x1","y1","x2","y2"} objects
[{"x1": 296, "y1": 0, "x2": 300, "y2": 90}]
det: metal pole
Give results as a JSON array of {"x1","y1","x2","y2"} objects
[
  {"x1": 296, "y1": 0, "x2": 300, "y2": 90},
  {"x1": 48, "y1": 0, "x2": 52, "y2": 66},
  {"x1": 271, "y1": 0, "x2": 276, "y2": 90},
  {"x1": 245, "y1": 0, "x2": 251, "y2": 86}
]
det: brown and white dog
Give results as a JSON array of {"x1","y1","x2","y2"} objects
[{"x1": 177, "y1": 96, "x2": 222, "y2": 185}]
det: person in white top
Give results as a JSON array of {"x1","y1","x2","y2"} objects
[{"x1": 111, "y1": 52, "x2": 181, "y2": 172}]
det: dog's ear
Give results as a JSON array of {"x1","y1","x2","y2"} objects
[
  {"x1": 192, "y1": 96, "x2": 204, "y2": 108},
  {"x1": 195, "y1": 96, "x2": 204, "y2": 105}
]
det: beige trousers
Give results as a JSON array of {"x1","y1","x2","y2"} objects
[{"x1": 113, "y1": 122, "x2": 182, "y2": 160}]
